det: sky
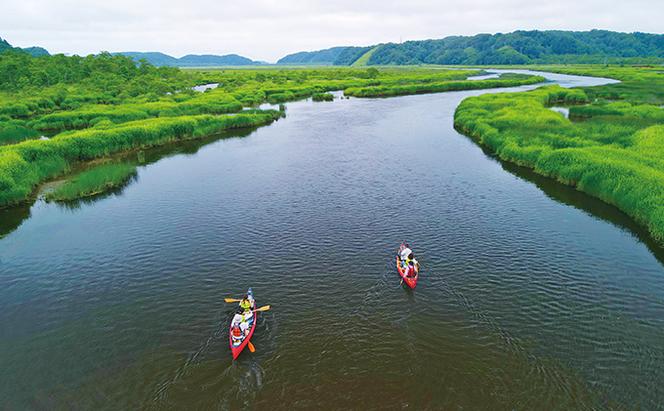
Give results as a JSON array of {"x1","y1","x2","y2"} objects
[{"x1": 2, "y1": 0, "x2": 663, "y2": 62}]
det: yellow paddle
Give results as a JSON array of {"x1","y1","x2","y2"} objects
[
  {"x1": 254, "y1": 305, "x2": 270, "y2": 312},
  {"x1": 224, "y1": 298, "x2": 242, "y2": 303},
  {"x1": 248, "y1": 341, "x2": 256, "y2": 352}
]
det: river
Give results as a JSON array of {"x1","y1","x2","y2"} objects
[{"x1": 1, "y1": 71, "x2": 663, "y2": 410}]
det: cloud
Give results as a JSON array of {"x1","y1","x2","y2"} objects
[{"x1": 2, "y1": 0, "x2": 663, "y2": 62}]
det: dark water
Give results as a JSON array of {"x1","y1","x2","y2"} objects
[{"x1": 1, "y1": 72, "x2": 663, "y2": 410}]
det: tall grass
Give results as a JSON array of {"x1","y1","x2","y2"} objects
[
  {"x1": 454, "y1": 83, "x2": 664, "y2": 243},
  {"x1": 0, "y1": 111, "x2": 282, "y2": 206},
  {"x1": 45, "y1": 163, "x2": 137, "y2": 201},
  {"x1": 344, "y1": 74, "x2": 545, "y2": 97},
  {"x1": 312, "y1": 93, "x2": 334, "y2": 102}
]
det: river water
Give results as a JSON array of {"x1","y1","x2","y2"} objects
[{"x1": 1, "y1": 71, "x2": 663, "y2": 410}]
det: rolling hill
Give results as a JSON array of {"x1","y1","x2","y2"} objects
[
  {"x1": 276, "y1": 30, "x2": 664, "y2": 66},
  {"x1": 0, "y1": 37, "x2": 50, "y2": 56},
  {"x1": 113, "y1": 52, "x2": 265, "y2": 67}
]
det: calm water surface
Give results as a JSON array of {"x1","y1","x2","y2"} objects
[{"x1": 1, "y1": 72, "x2": 663, "y2": 410}]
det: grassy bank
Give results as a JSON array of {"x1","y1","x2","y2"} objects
[
  {"x1": 0, "y1": 111, "x2": 282, "y2": 206},
  {"x1": 312, "y1": 92, "x2": 334, "y2": 101},
  {"x1": 45, "y1": 163, "x2": 137, "y2": 202},
  {"x1": 344, "y1": 73, "x2": 545, "y2": 97},
  {"x1": 454, "y1": 77, "x2": 664, "y2": 243},
  {"x1": 5, "y1": 52, "x2": 551, "y2": 204},
  {"x1": 527, "y1": 65, "x2": 664, "y2": 104}
]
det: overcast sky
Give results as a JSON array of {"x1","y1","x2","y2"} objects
[{"x1": 2, "y1": 0, "x2": 663, "y2": 62}]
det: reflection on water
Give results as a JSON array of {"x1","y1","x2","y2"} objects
[{"x1": 0, "y1": 128, "x2": 258, "y2": 238}]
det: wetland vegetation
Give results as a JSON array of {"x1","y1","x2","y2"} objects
[
  {"x1": 0, "y1": 51, "x2": 547, "y2": 206},
  {"x1": 45, "y1": 162, "x2": 137, "y2": 202},
  {"x1": 454, "y1": 65, "x2": 664, "y2": 243},
  {"x1": 1, "y1": 49, "x2": 662, "y2": 247}
]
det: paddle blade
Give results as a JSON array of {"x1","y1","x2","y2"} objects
[
  {"x1": 255, "y1": 305, "x2": 271, "y2": 312},
  {"x1": 248, "y1": 341, "x2": 256, "y2": 352},
  {"x1": 224, "y1": 298, "x2": 241, "y2": 303}
]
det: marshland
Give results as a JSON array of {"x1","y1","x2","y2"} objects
[{"x1": 1, "y1": 49, "x2": 664, "y2": 409}]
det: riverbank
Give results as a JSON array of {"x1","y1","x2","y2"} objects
[
  {"x1": 0, "y1": 54, "x2": 549, "y2": 205},
  {"x1": 44, "y1": 163, "x2": 138, "y2": 202},
  {"x1": 0, "y1": 111, "x2": 283, "y2": 206},
  {"x1": 2, "y1": 73, "x2": 663, "y2": 410},
  {"x1": 344, "y1": 73, "x2": 545, "y2": 97},
  {"x1": 454, "y1": 66, "x2": 664, "y2": 244}
]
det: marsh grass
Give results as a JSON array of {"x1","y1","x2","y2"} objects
[
  {"x1": 344, "y1": 74, "x2": 545, "y2": 97},
  {"x1": 454, "y1": 79, "x2": 664, "y2": 244},
  {"x1": 45, "y1": 163, "x2": 137, "y2": 202},
  {"x1": 312, "y1": 92, "x2": 334, "y2": 102}
]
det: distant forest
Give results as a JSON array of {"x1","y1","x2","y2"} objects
[
  {"x1": 4, "y1": 30, "x2": 664, "y2": 67},
  {"x1": 278, "y1": 30, "x2": 664, "y2": 66},
  {"x1": 0, "y1": 37, "x2": 49, "y2": 57}
]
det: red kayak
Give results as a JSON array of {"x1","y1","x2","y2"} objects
[
  {"x1": 229, "y1": 288, "x2": 257, "y2": 360},
  {"x1": 397, "y1": 244, "x2": 419, "y2": 289}
]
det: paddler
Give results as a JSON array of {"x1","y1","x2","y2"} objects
[
  {"x1": 400, "y1": 244, "x2": 412, "y2": 268},
  {"x1": 239, "y1": 294, "x2": 254, "y2": 313},
  {"x1": 236, "y1": 295, "x2": 255, "y2": 324},
  {"x1": 231, "y1": 322, "x2": 243, "y2": 341},
  {"x1": 231, "y1": 313, "x2": 251, "y2": 337}
]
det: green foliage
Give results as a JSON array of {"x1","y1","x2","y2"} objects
[
  {"x1": 345, "y1": 73, "x2": 544, "y2": 97},
  {"x1": 312, "y1": 93, "x2": 334, "y2": 102},
  {"x1": 527, "y1": 65, "x2": 664, "y2": 104},
  {"x1": 0, "y1": 55, "x2": 565, "y2": 207},
  {"x1": 334, "y1": 47, "x2": 375, "y2": 66},
  {"x1": 0, "y1": 111, "x2": 281, "y2": 206},
  {"x1": 366, "y1": 30, "x2": 664, "y2": 66},
  {"x1": 454, "y1": 79, "x2": 664, "y2": 243},
  {"x1": 352, "y1": 48, "x2": 379, "y2": 67},
  {"x1": 45, "y1": 162, "x2": 137, "y2": 201},
  {"x1": 0, "y1": 119, "x2": 41, "y2": 145},
  {"x1": 277, "y1": 47, "x2": 350, "y2": 65}
]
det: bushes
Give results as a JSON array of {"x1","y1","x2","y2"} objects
[{"x1": 454, "y1": 83, "x2": 664, "y2": 243}]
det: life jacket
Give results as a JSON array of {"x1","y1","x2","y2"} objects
[
  {"x1": 240, "y1": 299, "x2": 252, "y2": 311},
  {"x1": 231, "y1": 326, "x2": 242, "y2": 338}
]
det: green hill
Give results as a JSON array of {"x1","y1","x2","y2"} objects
[
  {"x1": 114, "y1": 51, "x2": 263, "y2": 67},
  {"x1": 351, "y1": 46, "x2": 379, "y2": 67},
  {"x1": 279, "y1": 30, "x2": 664, "y2": 66},
  {"x1": 276, "y1": 46, "x2": 349, "y2": 65},
  {"x1": 22, "y1": 47, "x2": 50, "y2": 57},
  {"x1": 367, "y1": 30, "x2": 664, "y2": 65},
  {"x1": 277, "y1": 46, "x2": 374, "y2": 65},
  {"x1": 0, "y1": 37, "x2": 49, "y2": 56},
  {"x1": 113, "y1": 52, "x2": 178, "y2": 66}
]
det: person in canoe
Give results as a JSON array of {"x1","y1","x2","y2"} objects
[
  {"x1": 399, "y1": 244, "x2": 419, "y2": 277},
  {"x1": 231, "y1": 314, "x2": 251, "y2": 341},
  {"x1": 399, "y1": 244, "x2": 412, "y2": 267},
  {"x1": 238, "y1": 294, "x2": 255, "y2": 314}
]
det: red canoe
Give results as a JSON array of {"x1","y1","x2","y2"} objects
[
  {"x1": 397, "y1": 242, "x2": 420, "y2": 288},
  {"x1": 229, "y1": 288, "x2": 257, "y2": 360},
  {"x1": 396, "y1": 255, "x2": 419, "y2": 289}
]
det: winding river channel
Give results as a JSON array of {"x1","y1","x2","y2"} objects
[{"x1": 1, "y1": 71, "x2": 663, "y2": 409}]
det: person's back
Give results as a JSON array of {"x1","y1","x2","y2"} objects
[
  {"x1": 400, "y1": 247, "x2": 412, "y2": 263},
  {"x1": 406, "y1": 260, "x2": 417, "y2": 277}
]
